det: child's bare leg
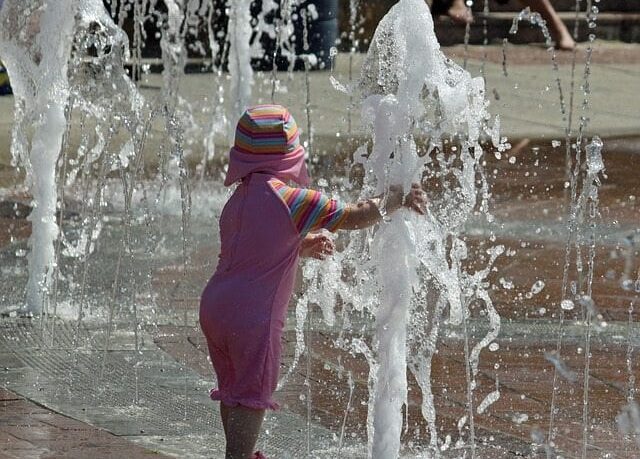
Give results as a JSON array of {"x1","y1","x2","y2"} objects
[
  {"x1": 220, "y1": 403, "x2": 265, "y2": 459},
  {"x1": 520, "y1": 0, "x2": 575, "y2": 50}
]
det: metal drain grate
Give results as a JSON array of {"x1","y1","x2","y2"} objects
[{"x1": 0, "y1": 319, "x2": 335, "y2": 458}]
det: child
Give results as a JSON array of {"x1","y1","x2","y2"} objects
[{"x1": 199, "y1": 104, "x2": 426, "y2": 459}]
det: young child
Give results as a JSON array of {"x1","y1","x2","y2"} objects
[{"x1": 199, "y1": 104, "x2": 426, "y2": 459}]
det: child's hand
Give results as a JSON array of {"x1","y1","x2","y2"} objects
[
  {"x1": 300, "y1": 232, "x2": 335, "y2": 260},
  {"x1": 338, "y1": 183, "x2": 427, "y2": 231},
  {"x1": 402, "y1": 183, "x2": 427, "y2": 215},
  {"x1": 388, "y1": 183, "x2": 427, "y2": 215}
]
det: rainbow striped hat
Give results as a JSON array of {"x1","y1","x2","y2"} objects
[
  {"x1": 224, "y1": 105, "x2": 310, "y2": 186},
  {"x1": 233, "y1": 104, "x2": 302, "y2": 156}
]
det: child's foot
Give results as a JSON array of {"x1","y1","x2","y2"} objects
[
  {"x1": 447, "y1": 2, "x2": 473, "y2": 25},
  {"x1": 253, "y1": 452, "x2": 267, "y2": 459},
  {"x1": 555, "y1": 35, "x2": 576, "y2": 51}
]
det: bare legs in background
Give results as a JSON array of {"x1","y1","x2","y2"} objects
[
  {"x1": 431, "y1": 0, "x2": 576, "y2": 50},
  {"x1": 519, "y1": 0, "x2": 576, "y2": 50},
  {"x1": 447, "y1": 0, "x2": 474, "y2": 24}
]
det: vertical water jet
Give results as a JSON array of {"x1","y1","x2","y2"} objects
[
  {"x1": 0, "y1": 1, "x2": 77, "y2": 315},
  {"x1": 352, "y1": 0, "x2": 500, "y2": 455}
]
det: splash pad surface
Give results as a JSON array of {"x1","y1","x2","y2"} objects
[
  {"x1": 0, "y1": 0, "x2": 640, "y2": 458},
  {"x1": 2, "y1": 144, "x2": 640, "y2": 457}
]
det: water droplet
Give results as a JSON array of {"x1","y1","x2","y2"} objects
[
  {"x1": 561, "y1": 300, "x2": 575, "y2": 310},
  {"x1": 530, "y1": 280, "x2": 545, "y2": 295},
  {"x1": 621, "y1": 279, "x2": 634, "y2": 291},
  {"x1": 512, "y1": 413, "x2": 529, "y2": 424},
  {"x1": 499, "y1": 277, "x2": 514, "y2": 290}
]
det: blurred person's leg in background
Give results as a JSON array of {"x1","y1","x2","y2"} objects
[
  {"x1": 430, "y1": 0, "x2": 474, "y2": 25},
  {"x1": 519, "y1": 0, "x2": 576, "y2": 50},
  {"x1": 430, "y1": 0, "x2": 575, "y2": 49}
]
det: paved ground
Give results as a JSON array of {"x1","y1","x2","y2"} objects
[
  {"x1": 147, "y1": 138, "x2": 640, "y2": 458},
  {"x1": 0, "y1": 41, "x2": 639, "y2": 180},
  {"x1": 0, "y1": 388, "x2": 170, "y2": 459},
  {"x1": 0, "y1": 39, "x2": 639, "y2": 458}
]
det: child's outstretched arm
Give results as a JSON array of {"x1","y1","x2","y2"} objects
[{"x1": 338, "y1": 183, "x2": 426, "y2": 230}]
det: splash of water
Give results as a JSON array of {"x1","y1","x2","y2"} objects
[
  {"x1": 617, "y1": 401, "x2": 640, "y2": 449},
  {"x1": 626, "y1": 301, "x2": 637, "y2": 404},
  {"x1": 531, "y1": 427, "x2": 557, "y2": 459},
  {"x1": 477, "y1": 387, "x2": 500, "y2": 415},
  {"x1": 545, "y1": 3, "x2": 602, "y2": 453},
  {"x1": 338, "y1": 371, "x2": 356, "y2": 454},
  {"x1": 346, "y1": 0, "x2": 360, "y2": 134},
  {"x1": 342, "y1": 0, "x2": 500, "y2": 456},
  {"x1": 269, "y1": 0, "x2": 298, "y2": 100},
  {"x1": 161, "y1": 0, "x2": 186, "y2": 108},
  {"x1": 0, "y1": 1, "x2": 76, "y2": 315},
  {"x1": 579, "y1": 136, "x2": 605, "y2": 458},
  {"x1": 544, "y1": 351, "x2": 578, "y2": 383},
  {"x1": 228, "y1": 0, "x2": 253, "y2": 127},
  {"x1": 509, "y1": 7, "x2": 565, "y2": 119},
  {"x1": 0, "y1": 0, "x2": 150, "y2": 321}
]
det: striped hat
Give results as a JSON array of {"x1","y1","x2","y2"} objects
[
  {"x1": 233, "y1": 105, "x2": 302, "y2": 156},
  {"x1": 224, "y1": 105, "x2": 310, "y2": 186}
]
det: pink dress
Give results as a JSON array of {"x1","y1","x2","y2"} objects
[{"x1": 199, "y1": 173, "x2": 346, "y2": 410}]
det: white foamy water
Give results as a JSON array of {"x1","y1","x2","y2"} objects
[
  {"x1": 0, "y1": 1, "x2": 76, "y2": 314},
  {"x1": 228, "y1": 0, "x2": 254, "y2": 130},
  {"x1": 0, "y1": 0, "x2": 146, "y2": 315},
  {"x1": 305, "y1": 0, "x2": 502, "y2": 456},
  {"x1": 477, "y1": 389, "x2": 500, "y2": 415}
]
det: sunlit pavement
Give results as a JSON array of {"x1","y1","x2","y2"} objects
[
  {"x1": 1, "y1": 41, "x2": 639, "y2": 458},
  {"x1": 1, "y1": 42, "x2": 639, "y2": 180},
  {"x1": 149, "y1": 139, "x2": 640, "y2": 457},
  {"x1": 0, "y1": 388, "x2": 171, "y2": 458}
]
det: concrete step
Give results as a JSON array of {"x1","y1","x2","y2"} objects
[
  {"x1": 340, "y1": 2, "x2": 640, "y2": 51},
  {"x1": 341, "y1": 0, "x2": 638, "y2": 17},
  {"x1": 434, "y1": 11, "x2": 640, "y2": 45},
  {"x1": 469, "y1": 0, "x2": 638, "y2": 13}
]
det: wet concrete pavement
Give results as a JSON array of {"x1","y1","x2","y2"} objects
[
  {"x1": 0, "y1": 41, "x2": 639, "y2": 183},
  {"x1": 1, "y1": 40, "x2": 640, "y2": 458},
  {"x1": 146, "y1": 138, "x2": 640, "y2": 457},
  {"x1": 0, "y1": 388, "x2": 170, "y2": 459}
]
